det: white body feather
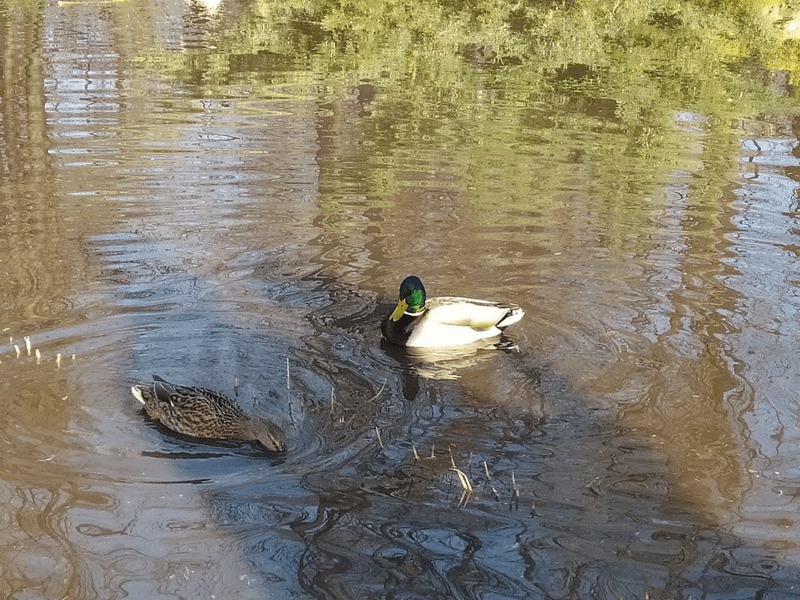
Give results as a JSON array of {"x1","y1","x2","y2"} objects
[{"x1": 404, "y1": 296, "x2": 524, "y2": 348}]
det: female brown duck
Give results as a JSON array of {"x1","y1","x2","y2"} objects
[{"x1": 131, "y1": 375, "x2": 286, "y2": 452}]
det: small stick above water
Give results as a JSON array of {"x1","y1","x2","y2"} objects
[
  {"x1": 286, "y1": 354, "x2": 294, "y2": 425},
  {"x1": 367, "y1": 379, "x2": 387, "y2": 403},
  {"x1": 449, "y1": 447, "x2": 473, "y2": 492},
  {"x1": 510, "y1": 470, "x2": 520, "y2": 510}
]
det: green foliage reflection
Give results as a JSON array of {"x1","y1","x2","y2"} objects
[{"x1": 142, "y1": 0, "x2": 800, "y2": 235}]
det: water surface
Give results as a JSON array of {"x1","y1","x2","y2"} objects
[{"x1": 2, "y1": 1, "x2": 800, "y2": 598}]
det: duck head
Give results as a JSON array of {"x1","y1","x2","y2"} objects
[
  {"x1": 247, "y1": 417, "x2": 287, "y2": 453},
  {"x1": 389, "y1": 275, "x2": 427, "y2": 321}
]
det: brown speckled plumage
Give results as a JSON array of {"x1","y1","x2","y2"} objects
[{"x1": 131, "y1": 375, "x2": 286, "y2": 452}]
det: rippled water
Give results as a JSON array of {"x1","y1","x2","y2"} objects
[{"x1": 2, "y1": 1, "x2": 800, "y2": 598}]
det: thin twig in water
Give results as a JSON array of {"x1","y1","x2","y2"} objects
[
  {"x1": 14, "y1": 345, "x2": 20, "y2": 358},
  {"x1": 451, "y1": 466, "x2": 473, "y2": 492},
  {"x1": 367, "y1": 379, "x2": 387, "y2": 403},
  {"x1": 375, "y1": 425, "x2": 384, "y2": 450},
  {"x1": 510, "y1": 470, "x2": 520, "y2": 509},
  {"x1": 430, "y1": 443, "x2": 435, "y2": 459},
  {"x1": 412, "y1": 444, "x2": 420, "y2": 461},
  {"x1": 56, "y1": 353, "x2": 61, "y2": 369},
  {"x1": 330, "y1": 385, "x2": 335, "y2": 413},
  {"x1": 35, "y1": 349, "x2": 41, "y2": 365},
  {"x1": 234, "y1": 377, "x2": 239, "y2": 397},
  {"x1": 449, "y1": 448, "x2": 473, "y2": 492},
  {"x1": 286, "y1": 355, "x2": 294, "y2": 425},
  {"x1": 483, "y1": 460, "x2": 499, "y2": 500},
  {"x1": 24, "y1": 336, "x2": 31, "y2": 356}
]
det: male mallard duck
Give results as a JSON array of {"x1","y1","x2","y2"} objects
[
  {"x1": 131, "y1": 375, "x2": 286, "y2": 452},
  {"x1": 381, "y1": 275, "x2": 524, "y2": 348}
]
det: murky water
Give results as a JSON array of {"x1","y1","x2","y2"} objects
[{"x1": 2, "y1": 1, "x2": 800, "y2": 598}]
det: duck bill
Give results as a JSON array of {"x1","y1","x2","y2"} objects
[{"x1": 390, "y1": 298, "x2": 409, "y2": 321}]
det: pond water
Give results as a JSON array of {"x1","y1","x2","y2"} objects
[{"x1": 2, "y1": 1, "x2": 800, "y2": 598}]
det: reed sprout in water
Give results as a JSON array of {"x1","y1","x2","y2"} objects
[
  {"x1": 5, "y1": 332, "x2": 76, "y2": 365},
  {"x1": 449, "y1": 447, "x2": 473, "y2": 493}
]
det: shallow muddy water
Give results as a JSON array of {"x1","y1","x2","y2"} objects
[{"x1": 2, "y1": 1, "x2": 800, "y2": 598}]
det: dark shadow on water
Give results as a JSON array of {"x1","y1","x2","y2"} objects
[
  {"x1": 113, "y1": 272, "x2": 800, "y2": 599},
  {"x1": 204, "y1": 282, "x2": 800, "y2": 599}
]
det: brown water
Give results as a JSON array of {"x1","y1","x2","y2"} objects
[{"x1": 2, "y1": 1, "x2": 800, "y2": 598}]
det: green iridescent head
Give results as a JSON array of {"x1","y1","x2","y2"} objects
[{"x1": 390, "y1": 275, "x2": 426, "y2": 320}]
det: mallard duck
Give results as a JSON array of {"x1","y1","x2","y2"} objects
[
  {"x1": 131, "y1": 375, "x2": 286, "y2": 452},
  {"x1": 381, "y1": 275, "x2": 524, "y2": 348}
]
